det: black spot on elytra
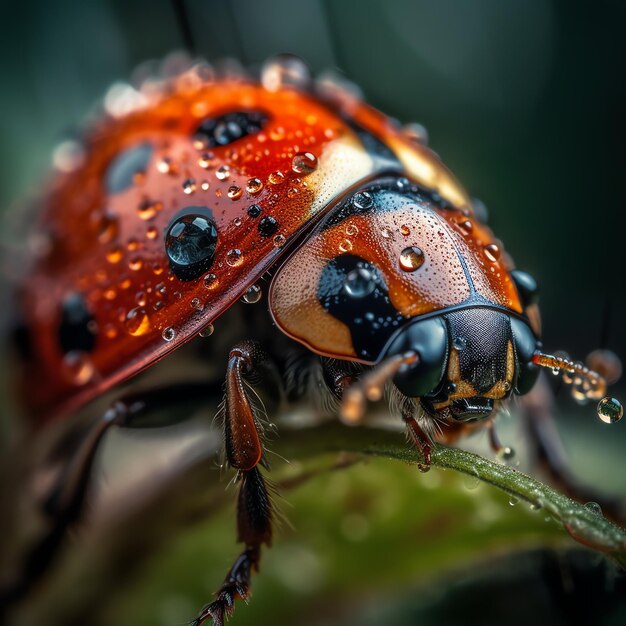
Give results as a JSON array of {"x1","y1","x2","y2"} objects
[
  {"x1": 105, "y1": 142, "x2": 153, "y2": 194},
  {"x1": 258, "y1": 216, "x2": 278, "y2": 237},
  {"x1": 59, "y1": 292, "x2": 97, "y2": 354},
  {"x1": 194, "y1": 111, "x2": 268, "y2": 149}
]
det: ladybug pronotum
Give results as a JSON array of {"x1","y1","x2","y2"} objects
[{"x1": 7, "y1": 55, "x2": 622, "y2": 625}]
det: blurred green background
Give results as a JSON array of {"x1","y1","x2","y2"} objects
[{"x1": 1, "y1": 1, "x2": 625, "y2": 625}]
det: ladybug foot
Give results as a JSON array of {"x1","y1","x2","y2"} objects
[{"x1": 190, "y1": 548, "x2": 256, "y2": 626}]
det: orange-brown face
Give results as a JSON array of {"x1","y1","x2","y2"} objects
[{"x1": 270, "y1": 177, "x2": 540, "y2": 420}]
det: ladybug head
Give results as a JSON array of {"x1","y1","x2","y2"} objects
[{"x1": 384, "y1": 307, "x2": 540, "y2": 421}]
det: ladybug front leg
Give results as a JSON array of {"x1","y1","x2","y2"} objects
[{"x1": 192, "y1": 341, "x2": 275, "y2": 626}]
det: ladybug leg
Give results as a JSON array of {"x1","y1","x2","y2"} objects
[
  {"x1": 521, "y1": 374, "x2": 623, "y2": 520},
  {"x1": 403, "y1": 412, "x2": 432, "y2": 471},
  {"x1": 192, "y1": 341, "x2": 274, "y2": 626}
]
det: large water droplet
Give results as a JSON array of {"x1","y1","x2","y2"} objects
[
  {"x1": 225, "y1": 248, "x2": 243, "y2": 267},
  {"x1": 162, "y1": 327, "x2": 176, "y2": 342},
  {"x1": 484, "y1": 243, "x2": 501, "y2": 263},
  {"x1": 166, "y1": 212, "x2": 218, "y2": 281},
  {"x1": 352, "y1": 191, "x2": 373, "y2": 210},
  {"x1": 584, "y1": 501, "x2": 603, "y2": 516},
  {"x1": 344, "y1": 268, "x2": 375, "y2": 298},
  {"x1": 242, "y1": 284, "x2": 262, "y2": 304},
  {"x1": 228, "y1": 185, "x2": 243, "y2": 200},
  {"x1": 399, "y1": 246, "x2": 425, "y2": 272},
  {"x1": 597, "y1": 396, "x2": 623, "y2": 423},
  {"x1": 246, "y1": 178, "x2": 263, "y2": 194},
  {"x1": 125, "y1": 307, "x2": 151, "y2": 336},
  {"x1": 291, "y1": 151, "x2": 317, "y2": 175}
]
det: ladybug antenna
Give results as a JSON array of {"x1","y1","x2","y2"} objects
[
  {"x1": 341, "y1": 352, "x2": 419, "y2": 425},
  {"x1": 531, "y1": 351, "x2": 607, "y2": 402}
]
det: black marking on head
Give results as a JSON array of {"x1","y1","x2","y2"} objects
[
  {"x1": 511, "y1": 269, "x2": 539, "y2": 307},
  {"x1": 444, "y1": 308, "x2": 512, "y2": 394},
  {"x1": 194, "y1": 111, "x2": 268, "y2": 149},
  {"x1": 165, "y1": 208, "x2": 218, "y2": 281},
  {"x1": 59, "y1": 292, "x2": 97, "y2": 354},
  {"x1": 317, "y1": 254, "x2": 406, "y2": 361},
  {"x1": 105, "y1": 142, "x2": 153, "y2": 194}
]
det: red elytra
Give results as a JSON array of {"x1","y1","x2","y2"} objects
[{"x1": 12, "y1": 61, "x2": 527, "y2": 424}]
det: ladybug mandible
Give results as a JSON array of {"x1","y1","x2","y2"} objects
[{"x1": 7, "y1": 54, "x2": 622, "y2": 625}]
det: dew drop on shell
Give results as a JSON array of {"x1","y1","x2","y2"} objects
[
  {"x1": 241, "y1": 284, "x2": 262, "y2": 304},
  {"x1": 399, "y1": 246, "x2": 425, "y2": 272}
]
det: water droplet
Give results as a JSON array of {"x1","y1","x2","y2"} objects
[
  {"x1": 198, "y1": 152, "x2": 215, "y2": 169},
  {"x1": 246, "y1": 177, "x2": 263, "y2": 194},
  {"x1": 227, "y1": 185, "x2": 243, "y2": 200},
  {"x1": 597, "y1": 396, "x2": 623, "y2": 424},
  {"x1": 182, "y1": 178, "x2": 197, "y2": 194},
  {"x1": 157, "y1": 157, "x2": 175, "y2": 174},
  {"x1": 399, "y1": 246, "x2": 425, "y2": 271},
  {"x1": 162, "y1": 327, "x2": 176, "y2": 342},
  {"x1": 225, "y1": 248, "x2": 243, "y2": 267},
  {"x1": 452, "y1": 336, "x2": 467, "y2": 351},
  {"x1": 584, "y1": 501, "x2": 603, "y2": 516},
  {"x1": 166, "y1": 213, "x2": 218, "y2": 281},
  {"x1": 258, "y1": 216, "x2": 279, "y2": 237},
  {"x1": 233, "y1": 217, "x2": 242, "y2": 227},
  {"x1": 508, "y1": 495, "x2": 519, "y2": 507},
  {"x1": 203, "y1": 273, "x2": 219, "y2": 289},
  {"x1": 199, "y1": 323, "x2": 214, "y2": 337},
  {"x1": 247, "y1": 204, "x2": 262, "y2": 218},
  {"x1": 138, "y1": 199, "x2": 162, "y2": 220},
  {"x1": 399, "y1": 224, "x2": 411, "y2": 236},
  {"x1": 496, "y1": 446, "x2": 516, "y2": 462},
  {"x1": 106, "y1": 248, "x2": 123, "y2": 264},
  {"x1": 200, "y1": 180, "x2": 210, "y2": 191},
  {"x1": 463, "y1": 472, "x2": 480, "y2": 490},
  {"x1": 261, "y1": 54, "x2": 311, "y2": 92},
  {"x1": 191, "y1": 297, "x2": 204, "y2": 311},
  {"x1": 268, "y1": 170, "x2": 285, "y2": 185},
  {"x1": 484, "y1": 243, "x2": 501, "y2": 263},
  {"x1": 381, "y1": 228, "x2": 392, "y2": 239},
  {"x1": 402, "y1": 122, "x2": 429, "y2": 145},
  {"x1": 63, "y1": 351, "x2": 96, "y2": 385},
  {"x1": 135, "y1": 291, "x2": 147, "y2": 306},
  {"x1": 125, "y1": 307, "x2": 151, "y2": 336},
  {"x1": 273, "y1": 234, "x2": 286, "y2": 247},
  {"x1": 128, "y1": 257, "x2": 143, "y2": 271},
  {"x1": 146, "y1": 226, "x2": 158, "y2": 240},
  {"x1": 216, "y1": 165, "x2": 230, "y2": 180},
  {"x1": 352, "y1": 191, "x2": 373, "y2": 209},
  {"x1": 458, "y1": 219, "x2": 473, "y2": 235},
  {"x1": 242, "y1": 284, "x2": 262, "y2": 304},
  {"x1": 345, "y1": 223, "x2": 359, "y2": 236},
  {"x1": 291, "y1": 151, "x2": 317, "y2": 175},
  {"x1": 339, "y1": 239, "x2": 353, "y2": 253},
  {"x1": 98, "y1": 214, "x2": 119, "y2": 244},
  {"x1": 344, "y1": 268, "x2": 375, "y2": 298}
]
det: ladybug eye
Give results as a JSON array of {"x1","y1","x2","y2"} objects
[
  {"x1": 510, "y1": 317, "x2": 539, "y2": 394},
  {"x1": 384, "y1": 317, "x2": 449, "y2": 398},
  {"x1": 165, "y1": 209, "x2": 218, "y2": 281},
  {"x1": 510, "y1": 269, "x2": 539, "y2": 308},
  {"x1": 193, "y1": 110, "x2": 268, "y2": 149}
]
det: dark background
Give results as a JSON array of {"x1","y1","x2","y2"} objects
[{"x1": 0, "y1": 1, "x2": 625, "y2": 625}]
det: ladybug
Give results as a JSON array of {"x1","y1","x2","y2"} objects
[{"x1": 6, "y1": 54, "x2": 621, "y2": 626}]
